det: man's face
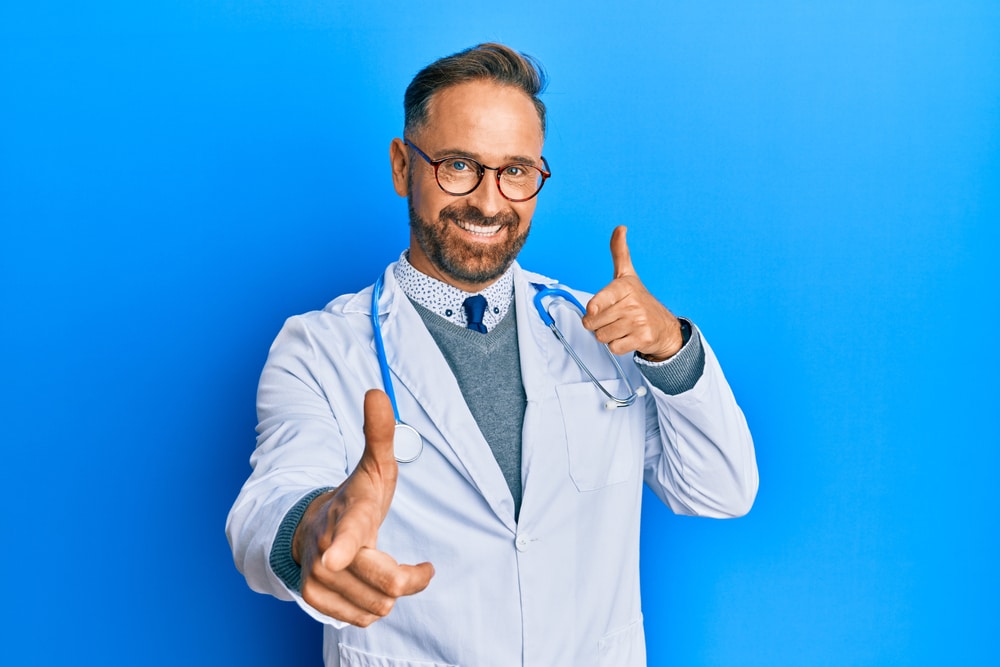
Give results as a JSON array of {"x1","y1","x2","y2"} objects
[{"x1": 390, "y1": 80, "x2": 545, "y2": 292}]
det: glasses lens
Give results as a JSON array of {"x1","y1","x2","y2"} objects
[
  {"x1": 498, "y1": 164, "x2": 545, "y2": 201},
  {"x1": 437, "y1": 158, "x2": 483, "y2": 195}
]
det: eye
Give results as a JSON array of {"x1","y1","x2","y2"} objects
[
  {"x1": 445, "y1": 159, "x2": 470, "y2": 172},
  {"x1": 502, "y1": 164, "x2": 536, "y2": 181}
]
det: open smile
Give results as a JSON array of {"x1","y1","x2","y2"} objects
[{"x1": 454, "y1": 219, "x2": 503, "y2": 237}]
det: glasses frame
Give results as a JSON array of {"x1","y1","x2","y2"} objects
[{"x1": 404, "y1": 138, "x2": 551, "y2": 203}]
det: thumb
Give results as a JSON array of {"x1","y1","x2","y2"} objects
[
  {"x1": 361, "y1": 388, "x2": 400, "y2": 516},
  {"x1": 318, "y1": 390, "x2": 399, "y2": 572},
  {"x1": 362, "y1": 388, "x2": 398, "y2": 473},
  {"x1": 350, "y1": 389, "x2": 398, "y2": 543},
  {"x1": 610, "y1": 225, "x2": 635, "y2": 278}
]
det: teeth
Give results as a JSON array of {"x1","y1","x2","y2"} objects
[{"x1": 456, "y1": 220, "x2": 502, "y2": 236}]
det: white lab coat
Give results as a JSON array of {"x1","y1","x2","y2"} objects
[{"x1": 227, "y1": 261, "x2": 757, "y2": 667}]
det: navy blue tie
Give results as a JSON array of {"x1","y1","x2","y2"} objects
[{"x1": 463, "y1": 295, "x2": 488, "y2": 333}]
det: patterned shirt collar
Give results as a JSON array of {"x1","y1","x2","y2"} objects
[{"x1": 393, "y1": 251, "x2": 515, "y2": 331}]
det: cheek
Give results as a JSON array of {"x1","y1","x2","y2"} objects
[{"x1": 409, "y1": 179, "x2": 446, "y2": 220}]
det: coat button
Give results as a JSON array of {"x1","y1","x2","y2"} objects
[{"x1": 515, "y1": 535, "x2": 529, "y2": 552}]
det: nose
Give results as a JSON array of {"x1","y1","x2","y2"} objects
[{"x1": 465, "y1": 167, "x2": 508, "y2": 217}]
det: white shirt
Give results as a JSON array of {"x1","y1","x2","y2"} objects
[{"x1": 393, "y1": 251, "x2": 514, "y2": 331}]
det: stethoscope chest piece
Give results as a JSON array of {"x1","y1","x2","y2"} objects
[
  {"x1": 393, "y1": 422, "x2": 423, "y2": 464},
  {"x1": 372, "y1": 274, "x2": 426, "y2": 463}
]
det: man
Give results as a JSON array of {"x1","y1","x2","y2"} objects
[{"x1": 227, "y1": 43, "x2": 758, "y2": 666}]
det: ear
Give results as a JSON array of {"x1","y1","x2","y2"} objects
[{"x1": 389, "y1": 138, "x2": 409, "y2": 197}]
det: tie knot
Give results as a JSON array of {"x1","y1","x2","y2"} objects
[{"x1": 463, "y1": 295, "x2": 488, "y2": 334}]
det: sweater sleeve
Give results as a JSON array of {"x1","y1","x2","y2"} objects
[
  {"x1": 268, "y1": 487, "x2": 335, "y2": 592},
  {"x1": 634, "y1": 318, "x2": 705, "y2": 395}
]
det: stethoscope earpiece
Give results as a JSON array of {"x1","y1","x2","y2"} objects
[{"x1": 605, "y1": 385, "x2": 647, "y2": 410}]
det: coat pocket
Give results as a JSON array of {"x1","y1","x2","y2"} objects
[
  {"x1": 338, "y1": 643, "x2": 458, "y2": 667},
  {"x1": 598, "y1": 616, "x2": 646, "y2": 667},
  {"x1": 556, "y1": 380, "x2": 636, "y2": 491}
]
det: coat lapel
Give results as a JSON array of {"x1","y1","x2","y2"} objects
[{"x1": 370, "y1": 267, "x2": 519, "y2": 532}]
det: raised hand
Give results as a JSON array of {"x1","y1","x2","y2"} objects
[
  {"x1": 293, "y1": 389, "x2": 434, "y2": 626},
  {"x1": 581, "y1": 226, "x2": 684, "y2": 362}
]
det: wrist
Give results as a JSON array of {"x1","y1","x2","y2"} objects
[
  {"x1": 638, "y1": 318, "x2": 687, "y2": 362},
  {"x1": 292, "y1": 489, "x2": 337, "y2": 565}
]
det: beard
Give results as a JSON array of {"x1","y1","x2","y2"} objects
[{"x1": 408, "y1": 198, "x2": 530, "y2": 286}]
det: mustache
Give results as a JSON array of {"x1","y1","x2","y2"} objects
[{"x1": 440, "y1": 203, "x2": 519, "y2": 229}]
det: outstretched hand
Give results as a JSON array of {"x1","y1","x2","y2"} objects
[
  {"x1": 581, "y1": 226, "x2": 684, "y2": 362},
  {"x1": 293, "y1": 389, "x2": 434, "y2": 626}
]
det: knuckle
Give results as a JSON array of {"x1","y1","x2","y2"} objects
[
  {"x1": 353, "y1": 613, "x2": 379, "y2": 628},
  {"x1": 300, "y1": 582, "x2": 318, "y2": 607},
  {"x1": 373, "y1": 596, "x2": 397, "y2": 617},
  {"x1": 381, "y1": 571, "x2": 409, "y2": 598}
]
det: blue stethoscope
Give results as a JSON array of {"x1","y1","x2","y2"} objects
[{"x1": 371, "y1": 274, "x2": 647, "y2": 463}]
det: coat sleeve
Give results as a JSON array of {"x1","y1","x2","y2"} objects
[
  {"x1": 225, "y1": 313, "x2": 358, "y2": 626},
  {"x1": 641, "y1": 325, "x2": 758, "y2": 518}
]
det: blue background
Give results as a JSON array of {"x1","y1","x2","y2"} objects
[{"x1": 2, "y1": 1, "x2": 998, "y2": 665}]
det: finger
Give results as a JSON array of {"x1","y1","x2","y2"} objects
[
  {"x1": 605, "y1": 332, "x2": 647, "y2": 357},
  {"x1": 597, "y1": 310, "x2": 683, "y2": 359},
  {"x1": 583, "y1": 279, "x2": 635, "y2": 325},
  {"x1": 321, "y1": 500, "x2": 381, "y2": 571},
  {"x1": 349, "y1": 547, "x2": 436, "y2": 598},
  {"x1": 363, "y1": 388, "x2": 401, "y2": 519},
  {"x1": 303, "y1": 550, "x2": 435, "y2": 627},
  {"x1": 321, "y1": 390, "x2": 401, "y2": 571},
  {"x1": 363, "y1": 388, "x2": 398, "y2": 468},
  {"x1": 300, "y1": 577, "x2": 388, "y2": 628},
  {"x1": 610, "y1": 225, "x2": 635, "y2": 279},
  {"x1": 310, "y1": 554, "x2": 404, "y2": 619},
  {"x1": 590, "y1": 317, "x2": 638, "y2": 348}
]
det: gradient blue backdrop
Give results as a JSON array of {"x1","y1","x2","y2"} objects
[{"x1": 2, "y1": 2, "x2": 998, "y2": 665}]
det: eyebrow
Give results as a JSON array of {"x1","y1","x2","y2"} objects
[{"x1": 433, "y1": 147, "x2": 541, "y2": 167}]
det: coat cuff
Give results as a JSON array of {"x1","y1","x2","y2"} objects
[
  {"x1": 634, "y1": 318, "x2": 705, "y2": 395},
  {"x1": 268, "y1": 487, "x2": 335, "y2": 593}
]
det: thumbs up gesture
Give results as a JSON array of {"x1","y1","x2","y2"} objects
[
  {"x1": 581, "y1": 226, "x2": 685, "y2": 362},
  {"x1": 293, "y1": 389, "x2": 435, "y2": 626}
]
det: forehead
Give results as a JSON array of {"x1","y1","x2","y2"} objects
[{"x1": 419, "y1": 80, "x2": 544, "y2": 158}]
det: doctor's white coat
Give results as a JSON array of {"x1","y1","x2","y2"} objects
[{"x1": 227, "y1": 262, "x2": 758, "y2": 667}]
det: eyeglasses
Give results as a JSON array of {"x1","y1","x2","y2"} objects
[{"x1": 404, "y1": 138, "x2": 551, "y2": 202}]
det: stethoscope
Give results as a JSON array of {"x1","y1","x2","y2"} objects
[
  {"x1": 530, "y1": 283, "x2": 647, "y2": 410},
  {"x1": 371, "y1": 274, "x2": 647, "y2": 463}
]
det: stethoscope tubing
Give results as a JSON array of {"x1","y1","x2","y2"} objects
[
  {"x1": 371, "y1": 275, "x2": 402, "y2": 423},
  {"x1": 371, "y1": 274, "x2": 647, "y2": 462},
  {"x1": 371, "y1": 275, "x2": 424, "y2": 463},
  {"x1": 531, "y1": 285, "x2": 646, "y2": 409}
]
